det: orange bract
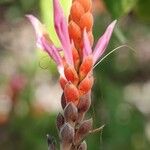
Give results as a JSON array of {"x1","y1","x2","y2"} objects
[
  {"x1": 79, "y1": 12, "x2": 93, "y2": 31},
  {"x1": 76, "y1": 0, "x2": 92, "y2": 12},
  {"x1": 64, "y1": 64, "x2": 79, "y2": 85},
  {"x1": 70, "y1": 1, "x2": 85, "y2": 23},
  {"x1": 68, "y1": 21, "x2": 82, "y2": 42},
  {"x1": 79, "y1": 56, "x2": 93, "y2": 80},
  {"x1": 64, "y1": 82, "x2": 79, "y2": 103},
  {"x1": 62, "y1": 0, "x2": 94, "y2": 104},
  {"x1": 72, "y1": 47, "x2": 80, "y2": 70},
  {"x1": 59, "y1": 77, "x2": 67, "y2": 90},
  {"x1": 78, "y1": 75, "x2": 94, "y2": 96},
  {"x1": 69, "y1": 0, "x2": 94, "y2": 53}
]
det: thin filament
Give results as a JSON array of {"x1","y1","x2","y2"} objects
[{"x1": 93, "y1": 45, "x2": 136, "y2": 69}]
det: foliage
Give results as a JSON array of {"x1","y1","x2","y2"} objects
[
  {"x1": 134, "y1": 0, "x2": 150, "y2": 23},
  {"x1": 103, "y1": 0, "x2": 138, "y2": 18},
  {"x1": 0, "y1": 0, "x2": 39, "y2": 21}
]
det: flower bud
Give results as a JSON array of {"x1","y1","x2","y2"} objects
[
  {"x1": 61, "y1": 93, "x2": 67, "y2": 109},
  {"x1": 64, "y1": 64, "x2": 79, "y2": 85},
  {"x1": 79, "y1": 56, "x2": 93, "y2": 80},
  {"x1": 64, "y1": 102, "x2": 78, "y2": 125},
  {"x1": 78, "y1": 141, "x2": 87, "y2": 150},
  {"x1": 74, "y1": 118, "x2": 93, "y2": 144},
  {"x1": 78, "y1": 118, "x2": 93, "y2": 135},
  {"x1": 77, "y1": 93, "x2": 91, "y2": 122},
  {"x1": 60, "y1": 123, "x2": 74, "y2": 149},
  {"x1": 78, "y1": 75, "x2": 94, "y2": 96},
  {"x1": 77, "y1": 92, "x2": 91, "y2": 113},
  {"x1": 64, "y1": 82, "x2": 79, "y2": 104},
  {"x1": 56, "y1": 113, "x2": 65, "y2": 131}
]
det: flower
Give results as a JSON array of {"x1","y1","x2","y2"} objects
[{"x1": 27, "y1": 0, "x2": 116, "y2": 104}]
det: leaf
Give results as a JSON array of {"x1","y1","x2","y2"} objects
[
  {"x1": 19, "y1": 0, "x2": 37, "y2": 12},
  {"x1": 0, "y1": 0, "x2": 13, "y2": 4},
  {"x1": 103, "y1": 0, "x2": 138, "y2": 18},
  {"x1": 134, "y1": 0, "x2": 150, "y2": 23}
]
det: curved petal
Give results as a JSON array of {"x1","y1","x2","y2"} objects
[
  {"x1": 93, "y1": 20, "x2": 117, "y2": 64},
  {"x1": 26, "y1": 15, "x2": 48, "y2": 49},
  {"x1": 83, "y1": 29, "x2": 92, "y2": 60},
  {"x1": 53, "y1": 0, "x2": 73, "y2": 65},
  {"x1": 41, "y1": 37, "x2": 62, "y2": 66},
  {"x1": 26, "y1": 15, "x2": 64, "y2": 77},
  {"x1": 26, "y1": 15, "x2": 62, "y2": 51},
  {"x1": 41, "y1": 37, "x2": 65, "y2": 77}
]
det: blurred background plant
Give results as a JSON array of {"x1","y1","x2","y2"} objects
[{"x1": 0, "y1": 0, "x2": 150, "y2": 149}]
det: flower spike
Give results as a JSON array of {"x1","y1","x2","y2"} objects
[
  {"x1": 93, "y1": 20, "x2": 117, "y2": 64},
  {"x1": 53, "y1": 0, "x2": 73, "y2": 65},
  {"x1": 28, "y1": 0, "x2": 118, "y2": 148}
]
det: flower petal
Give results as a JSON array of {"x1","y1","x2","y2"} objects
[
  {"x1": 83, "y1": 29, "x2": 92, "y2": 59},
  {"x1": 26, "y1": 15, "x2": 62, "y2": 52},
  {"x1": 26, "y1": 14, "x2": 64, "y2": 77},
  {"x1": 26, "y1": 15, "x2": 48, "y2": 49},
  {"x1": 93, "y1": 20, "x2": 117, "y2": 64},
  {"x1": 53, "y1": 0, "x2": 73, "y2": 65},
  {"x1": 41, "y1": 37, "x2": 65, "y2": 77},
  {"x1": 41, "y1": 37, "x2": 62, "y2": 65}
]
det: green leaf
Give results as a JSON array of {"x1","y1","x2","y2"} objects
[
  {"x1": 19, "y1": 0, "x2": 37, "y2": 12},
  {"x1": 0, "y1": 0, "x2": 13, "y2": 5},
  {"x1": 134, "y1": 0, "x2": 150, "y2": 23},
  {"x1": 103, "y1": 0, "x2": 138, "y2": 18}
]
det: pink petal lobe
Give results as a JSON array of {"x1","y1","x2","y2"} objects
[
  {"x1": 41, "y1": 37, "x2": 62, "y2": 66},
  {"x1": 53, "y1": 0, "x2": 73, "y2": 65},
  {"x1": 26, "y1": 15, "x2": 64, "y2": 76},
  {"x1": 93, "y1": 20, "x2": 117, "y2": 64},
  {"x1": 83, "y1": 29, "x2": 92, "y2": 59},
  {"x1": 26, "y1": 15, "x2": 43, "y2": 36},
  {"x1": 26, "y1": 15, "x2": 62, "y2": 52},
  {"x1": 26, "y1": 15, "x2": 48, "y2": 49}
]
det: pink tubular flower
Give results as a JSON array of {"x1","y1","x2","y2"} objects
[
  {"x1": 27, "y1": 0, "x2": 119, "y2": 148},
  {"x1": 27, "y1": 0, "x2": 116, "y2": 104},
  {"x1": 83, "y1": 20, "x2": 117, "y2": 64}
]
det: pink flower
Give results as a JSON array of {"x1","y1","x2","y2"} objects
[
  {"x1": 26, "y1": 0, "x2": 116, "y2": 103},
  {"x1": 27, "y1": 0, "x2": 116, "y2": 72},
  {"x1": 83, "y1": 20, "x2": 117, "y2": 64}
]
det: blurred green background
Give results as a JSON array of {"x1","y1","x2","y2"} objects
[{"x1": 0, "y1": 0, "x2": 150, "y2": 149}]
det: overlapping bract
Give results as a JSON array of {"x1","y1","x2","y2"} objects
[{"x1": 27, "y1": 0, "x2": 116, "y2": 105}]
